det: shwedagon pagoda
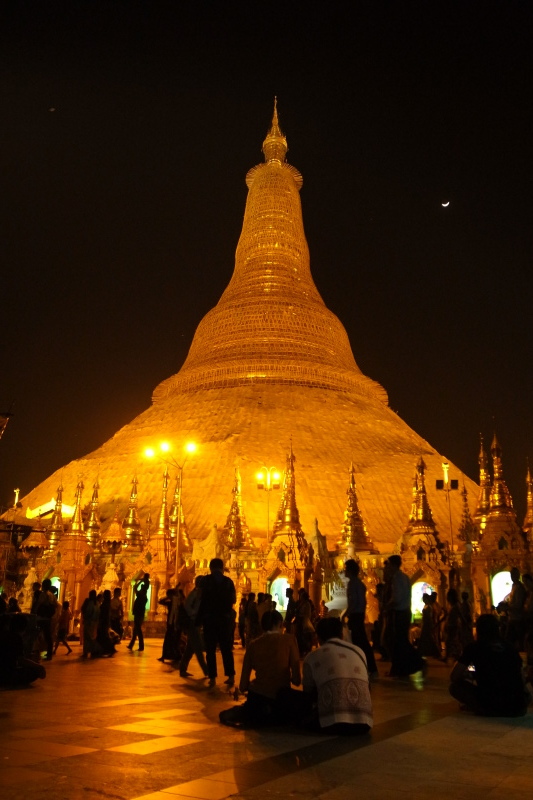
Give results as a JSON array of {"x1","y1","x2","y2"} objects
[{"x1": 1, "y1": 104, "x2": 531, "y2": 621}]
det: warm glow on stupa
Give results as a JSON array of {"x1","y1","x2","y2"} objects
[{"x1": 17, "y1": 103, "x2": 479, "y2": 556}]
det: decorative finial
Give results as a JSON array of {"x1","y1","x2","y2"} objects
[{"x1": 262, "y1": 98, "x2": 288, "y2": 163}]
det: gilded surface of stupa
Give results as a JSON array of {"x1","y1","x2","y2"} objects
[{"x1": 19, "y1": 104, "x2": 479, "y2": 550}]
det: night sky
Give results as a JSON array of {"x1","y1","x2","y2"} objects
[{"x1": 1, "y1": 2, "x2": 532, "y2": 518}]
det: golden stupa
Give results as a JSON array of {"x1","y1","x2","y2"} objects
[{"x1": 20, "y1": 103, "x2": 478, "y2": 551}]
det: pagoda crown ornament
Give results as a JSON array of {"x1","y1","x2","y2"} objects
[{"x1": 153, "y1": 101, "x2": 387, "y2": 403}]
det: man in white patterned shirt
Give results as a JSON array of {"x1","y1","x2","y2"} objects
[{"x1": 303, "y1": 617, "x2": 373, "y2": 735}]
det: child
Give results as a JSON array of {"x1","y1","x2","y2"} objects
[{"x1": 54, "y1": 601, "x2": 73, "y2": 654}]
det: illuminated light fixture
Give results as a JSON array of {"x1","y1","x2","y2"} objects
[
  {"x1": 184, "y1": 442, "x2": 197, "y2": 454},
  {"x1": 144, "y1": 447, "x2": 156, "y2": 458},
  {"x1": 160, "y1": 441, "x2": 171, "y2": 453}
]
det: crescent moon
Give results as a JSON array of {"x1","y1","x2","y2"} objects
[{"x1": 442, "y1": 201, "x2": 450, "y2": 207}]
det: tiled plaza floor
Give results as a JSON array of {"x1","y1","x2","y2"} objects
[{"x1": 1, "y1": 639, "x2": 532, "y2": 800}]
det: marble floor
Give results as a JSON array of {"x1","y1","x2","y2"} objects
[{"x1": 1, "y1": 639, "x2": 532, "y2": 800}]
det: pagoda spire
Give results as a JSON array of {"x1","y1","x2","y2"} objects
[
  {"x1": 68, "y1": 479, "x2": 85, "y2": 536},
  {"x1": 169, "y1": 474, "x2": 192, "y2": 554},
  {"x1": 122, "y1": 475, "x2": 142, "y2": 548},
  {"x1": 155, "y1": 468, "x2": 170, "y2": 538},
  {"x1": 489, "y1": 433, "x2": 514, "y2": 513},
  {"x1": 402, "y1": 457, "x2": 441, "y2": 549},
  {"x1": 85, "y1": 479, "x2": 101, "y2": 548},
  {"x1": 458, "y1": 482, "x2": 479, "y2": 548},
  {"x1": 523, "y1": 460, "x2": 533, "y2": 542},
  {"x1": 337, "y1": 463, "x2": 377, "y2": 555},
  {"x1": 474, "y1": 435, "x2": 491, "y2": 531},
  {"x1": 271, "y1": 446, "x2": 308, "y2": 568},
  {"x1": 47, "y1": 483, "x2": 64, "y2": 549},
  {"x1": 222, "y1": 468, "x2": 253, "y2": 550},
  {"x1": 152, "y1": 103, "x2": 386, "y2": 403},
  {"x1": 262, "y1": 97, "x2": 288, "y2": 163}
]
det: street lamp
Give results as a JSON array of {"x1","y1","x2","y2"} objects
[
  {"x1": 256, "y1": 466, "x2": 281, "y2": 542},
  {"x1": 144, "y1": 441, "x2": 197, "y2": 581},
  {"x1": 436, "y1": 461, "x2": 459, "y2": 556}
]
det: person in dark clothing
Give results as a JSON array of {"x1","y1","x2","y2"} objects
[
  {"x1": 96, "y1": 590, "x2": 116, "y2": 656},
  {"x1": 128, "y1": 574, "x2": 150, "y2": 652},
  {"x1": 0, "y1": 614, "x2": 46, "y2": 685},
  {"x1": 449, "y1": 613, "x2": 528, "y2": 716},
  {"x1": 33, "y1": 578, "x2": 58, "y2": 661},
  {"x1": 345, "y1": 559, "x2": 378, "y2": 677},
  {"x1": 386, "y1": 556, "x2": 424, "y2": 677},
  {"x1": 196, "y1": 558, "x2": 236, "y2": 688}
]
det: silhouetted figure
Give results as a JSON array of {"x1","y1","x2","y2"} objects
[
  {"x1": 54, "y1": 601, "x2": 73, "y2": 654},
  {"x1": 128, "y1": 573, "x2": 150, "y2": 652},
  {"x1": 449, "y1": 613, "x2": 528, "y2": 716},
  {"x1": 386, "y1": 556, "x2": 424, "y2": 677},
  {"x1": 196, "y1": 558, "x2": 236, "y2": 687},
  {"x1": 345, "y1": 559, "x2": 378, "y2": 677},
  {"x1": 0, "y1": 615, "x2": 46, "y2": 686}
]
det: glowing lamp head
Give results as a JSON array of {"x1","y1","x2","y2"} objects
[
  {"x1": 185, "y1": 442, "x2": 197, "y2": 454},
  {"x1": 144, "y1": 447, "x2": 155, "y2": 459},
  {"x1": 272, "y1": 471, "x2": 281, "y2": 489},
  {"x1": 160, "y1": 441, "x2": 171, "y2": 453}
]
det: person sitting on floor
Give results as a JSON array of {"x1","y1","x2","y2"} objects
[
  {"x1": 220, "y1": 609, "x2": 301, "y2": 728},
  {"x1": 449, "y1": 613, "x2": 529, "y2": 717},
  {"x1": 0, "y1": 614, "x2": 46, "y2": 686},
  {"x1": 302, "y1": 616, "x2": 373, "y2": 735}
]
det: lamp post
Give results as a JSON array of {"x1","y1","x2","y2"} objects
[
  {"x1": 436, "y1": 461, "x2": 459, "y2": 557},
  {"x1": 144, "y1": 441, "x2": 197, "y2": 582},
  {"x1": 256, "y1": 467, "x2": 281, "y2": 542}
]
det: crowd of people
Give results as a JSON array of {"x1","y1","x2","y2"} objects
[{"x1": 1, "y1": 557, "x2": 532, "y2": 726}]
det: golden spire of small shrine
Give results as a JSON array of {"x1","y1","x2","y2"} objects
[
  {"x1": 47, "y1": 483, "x2": 64, "y2": 549},
  {"x1": 523, "y1": 460, "x2": 533, "y2": 542},
  {"x1": 86, "y1": 479, "x2": 101, "y2": 548},
  {"x1": 155, "y1": 468, "x2": 170, "y2": 537},
  {"x1": 458, "y1": 482, "x2": 479, "y2": 548},
  {"x1": 337, "y1": 463, "x2": 377, "y2": 554},
  {"x1": 403, "y1": 458, "x2": 441, "y2": 549},
  {"x1": 68, "y1": 479, "x2": 85, "y2": 536},
  {"x1": 222, "y1": 467, "x2": 254, "y2": 550},
  {"x1": 169, "y1": 474, "x2": 192, "y2": 554},
  {"x1": 474, "y1": 435, "x2": 491, "y2": 531},
  {"x1": 271, "y1": 446, "x2": 308, "y2": 567},
  {"x1": 122, "y1": 475, "x2": 142, "y2": 548},
  {"x1": 489, "y1": 433, "x2": 514, "y2": 513}
]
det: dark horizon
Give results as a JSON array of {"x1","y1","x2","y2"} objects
[{"x1": 1, "y1": 2, "x2": 532, "y2": 522}]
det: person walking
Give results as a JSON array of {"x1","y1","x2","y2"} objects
[
  {"x1": 196, "y1": 558, "x2": 236, "y2": 688},
  {"x1": 344, "y1": 559, "x2": 378, "y2": 678},
  {"x1": 128, "y1": 573, "x2": 150, "y2": 652},
  {"x1": 54, "y1": 600, "x2": 73, "y2": 655},
  {"x1": 179, "y1": 576, "x2": 208, "y2": 677}
]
